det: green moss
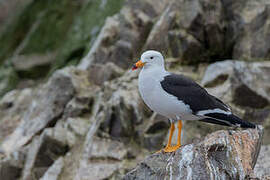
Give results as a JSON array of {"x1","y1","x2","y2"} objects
[
  {"x1": 0, "y1": 65, "x2": 19, "y2": 97},
  {"x1": 49, "y1": 0, "x2": 125, "y2": 73},
  {"x1": 0, "y1": 0, "x2": 80, "y2": 64}
]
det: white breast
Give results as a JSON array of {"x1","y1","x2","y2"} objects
[{"x1": 138, "y1": 67, "x2": 199, "y2": 121}]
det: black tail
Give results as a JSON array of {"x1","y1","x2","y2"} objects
[{"x1": 199, "y1": 113, "x2": 256, "y2": 128}]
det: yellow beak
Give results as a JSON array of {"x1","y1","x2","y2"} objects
[{"x1": 132, "y1": 60, "x2": 145, "y2": 70}]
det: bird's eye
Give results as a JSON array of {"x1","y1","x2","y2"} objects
[{"x1": 150, "y1": 57, "x2": 153, "y2": 59}]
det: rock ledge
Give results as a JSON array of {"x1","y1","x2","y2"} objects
[{"x1": 124, "y1": 126, "x2": 263, "y2": 180}]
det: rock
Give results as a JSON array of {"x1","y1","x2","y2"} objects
[
  {"x1": 0, "y1": 67, "x2": 76, "y2": 154},
  {"x1": 50, "y1": 0, "x2": 125, "y2": 72},
  {"x1": 144, "y1": 0, "x2": 227, "y2": 64},
  {"x1": 201, "y1": 60, "x2": 270, "y2": 144},
  {"x1": 0, "y1": 158, "x2": 22, "y2": 180},
  {"x1": 21, "y1": 129, "x2": 68, "y2": 180},
  {"x1": 100, "y1": 71, "x2": 169, "y2": 149},
  {"x1": 0, "y1": 148, "x2": 26, "y2": 180},
  {"x1": 11, "y1": 53, "x2": 56, "y2": 78},
  {"x1": 124, "y1": 126, "x2": 263, "y2": 180},
  {"x1": 0, "y1": 88, "x2": 32, "y2": 142},
  {"x1": 0, "y1": 65, "x2": 19, "y2": 97},
  {"x1": 78, "y1": 0, "x2": 171, "y2": 70},
  {"x1": 144, "y1": 0, "x2": 270, "y2": 64},
  {"x1": 88, "y1": 62, "x2": 124, "y2": 85},
  {"x1": 40, "y1": 157, "x2": 64, "y2": 180},
  {"x1": 233, "y1": 1, "x2": 270, "y2": 60},
  {"x1": 202, "y1": 60, "x2": 270, "y2": 108},
  {"x1": 254, "y1": 145, "x2": 270, "y2": 178}
]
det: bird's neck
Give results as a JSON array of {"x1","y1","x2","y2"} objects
[{"x1": 140, "y1": 65, "x2": 168, "y2": 79}]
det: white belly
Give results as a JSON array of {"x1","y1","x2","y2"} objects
[{"x1": 138, "y1": 70, "x2": 199, "y2": 121}]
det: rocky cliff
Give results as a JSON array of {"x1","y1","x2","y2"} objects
[
  {"x1": 0, "y1": 0, "x2": 270, "y2": 179},
  {"x1": 124, "y1": 127, "x2": 263, "y2": 180}
]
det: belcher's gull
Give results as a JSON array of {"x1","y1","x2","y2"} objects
[{"x1": 132, "y1": 50, "x2": 256, "y2": 153}]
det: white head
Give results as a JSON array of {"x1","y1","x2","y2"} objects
[{"x1": 132, "y1": 50, "x2": 165, "y2": 70}]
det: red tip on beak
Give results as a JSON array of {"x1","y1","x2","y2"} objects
[
  {"x1": 131, "y1": 60, "x2": 145, "y2": 71},
  {"x1": 132, "y1": 64, "x2": 138, "y2": 71}
]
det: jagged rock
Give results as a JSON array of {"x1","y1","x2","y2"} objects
[
  {"x1": 0, "y1": 67, "x2": 77, "y2": 154},
  {"x1": 124, "y1": 126, "x2": 263, "y2": 180},
  {"x1": 40, "y1": 157, "x2": 64, "y2": 180},
  {"x1": 144, "y1": 0, "x2": 270, "y2": 64},
  {"x1": 0, "y1": 158, "x2": 22, "y2": 180},
  {"x1": 233, "y1": 1, "x2": 270, "y2": 60},
  {"x1": 0, "y1": 88, "x2": 32, "y2": 142},
  {"x1": 202, "y1": 60, "x2": 270, "y2": 107},
  {"x1": 78, "y1": 0, "x2": 171, "y2": 70},
  {"x1": 88, "y1": 62, "x2": 124, "y2": 85},
  {"x1": 0, "y1": 148, "x2": 26, "y2": 180},
  {"x1": 21, "y1": 129, "x2": 68, "y2": 180},
  {"x1": 11, "y1": 53, "x2": 56, "y2": 78},
  {"x1": 144, "y1": 0, "x2": 227, "y2": 64},
  {"x1": 201, "y1": 60, "x2": 270, "y2": 144},
  {"x1": 254, "y1": 145, "x2": 270, "y2": 179}
]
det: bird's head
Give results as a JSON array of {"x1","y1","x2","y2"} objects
[{"x1": 132, "y1": 50, "x2": 164, "y2": 70}]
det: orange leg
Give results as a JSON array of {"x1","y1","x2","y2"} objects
[
  {"x1": 163, "y1": 120, "x2": 182, "y2": 153},
  {"x1": 165, "y1": 123, "x2": 175, "y2": 148},
  {"x1": 177, "y1": 120, "x2": 182, "y2": 146}
]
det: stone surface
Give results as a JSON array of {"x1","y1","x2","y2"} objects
[
  {"x1": 88, "y1": 62, "x2": 124, "y2": 85},
  {"x1": 40, "y1": 157, "x2": 64, "y2": 180},
  {"x1": 11, "y1": 53, "x2": 56, "y2": 78},
  {"x1": 21, "y1": 129, "x2": 68, "y2": 180},
  {"x1": 233, "y1": 1, "x2": 270, "y2": 60},
  {"x1": 0, "y1": 88, "x2": 32, "y2": 142},
  {"x1": 0, "y1": 0, "x2": 270, "y2": 179},
  {"x1": 0, "y1": 67, "x2": 76, "y2": 154},
  {"x1": 254, "y1": 145, "x2": 270, "y2": 179},
  {"x1": 78, "y1": 0, "x2": 171, "y2": 70},
  {"x1": 124, "y1": 126, "x2": 263, "y2": 180},
  {"x1": 202, "y1": 60, "x2": 270, "y2": 106},
  {"x1": 201, "y1": 60, "x2": 270, "y2": 144}
]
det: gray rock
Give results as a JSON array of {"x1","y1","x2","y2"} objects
[
  {"x1": 11, "y1": 53, "x2": 56, "y2": 78},
  {"x1": 40, "y1": 157, "x2": 64, "y2": 180},
  {"x1": 201, "y1": 60, "x2": 270, "y2": 144},
  {"x1": 202, "y1": 60, "x2": 270, "y2": 108},
  {"x1": 0, "y1": 88, "x2": 32, "y2": 142},
  {"x1": 88, "y1": 62, "x2": 124, "y2": 85},
  {"x1": 21, "y1": 129, "x2": 68, "y2": 180},
  {"x1": 78, "y1": 0, "x2": 171, "y2": 70},
  {"x1": 0, "y1": 147, "x2": 26, "y2": 180},
  {"x1": 254, "y1": 145, "x2": 270, "y2": 178},
  {"x1": 1, "y1": 67, "x2": 76, "y2": 154},
  {"x1": 124, "y1": 126, "x2": 263, "y2": 180},
  {"x1": 233, "y1": 1, "x2": 270, "y2": 60},
  {"x1": 0, "y1": 158, "x2": 22, "y2": 180}
]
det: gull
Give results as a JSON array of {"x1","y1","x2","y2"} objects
[{"x1": 132, "y1": 50, "x2": 256, "y2": 153}]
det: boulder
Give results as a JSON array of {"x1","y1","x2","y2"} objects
[
  {"x1": 40, "y1": 157, "x2": 64, "y2": 180},
  {"x1": 11, "y1": 53, "x2": 56, "y2": 78},
  {"x1": 124, "y1": 126, "x2": 263, "y2": 180},
  {"x1": 0, "y1": 88, "x2": 32, "y2": 142},
  {"x1": 78, "y1": 0, "x2": 171, "y2": 70},
  {"x1": 21, "y1": 129, "x2": 68, "y2": 180},
  {"x1": 233, "y1": 1, "x2": 270, "y2": 60},
  {"x1": 0, "y1": 67, "x2": 77, "y2": 154},
  {"x1": 254, "y1": 145, "x2": 270, "y2": 179},
  {"x1": 201, "y1": 60, "x2": 270, "y2": 144}
]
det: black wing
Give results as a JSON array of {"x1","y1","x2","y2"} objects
[
  {"x1": 160, "y1": 73, "x2": 256, "y2": 128},
  {"x1": 160, "y1": 73, "x2": 230, "y2": 113}
]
